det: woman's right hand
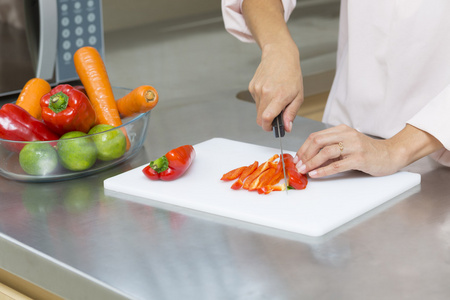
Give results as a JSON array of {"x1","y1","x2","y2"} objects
[{"x1": 249, "y1": 41, "x2": 304, "y2": 133}]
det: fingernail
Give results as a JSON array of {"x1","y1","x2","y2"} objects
[
  {"x1": 289, "y1": 121, "x2": 293, "y2": 131},
  {"x1": 297, "y1": 164, "x2": 306, "y2": 173},
  {"x1": 309, "y1": 170, "x2": 317, "y2": 177},
  {"x1": 293, "y1": 156, "x2": 299, "y2": 163}
]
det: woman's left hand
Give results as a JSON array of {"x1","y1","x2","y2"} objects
[{"x1": 294, "y1": 124, "x2": 407, "y2": 178}]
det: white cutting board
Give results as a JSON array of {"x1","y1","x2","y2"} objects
[{"x1": 104, "y1": 138, "x2": 421, "y2": 237}]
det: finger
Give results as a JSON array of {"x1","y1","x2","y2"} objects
[
  {"x1": 251, "y1": 81, "x2": 276, "y2": 131},
  {"x1": 308, "y1": 156, "x2": 353, "y2": 178},
  {"x1": 297, "y1": 124, "x2": 353, "y2": 159},
  {"x1": 283, "y1": 93, "x2": 303, "y2": 132},
  {"x1": 261, "y1": 89, "x2": 303, "y2": 132},
  {"x1": 249, "y1": 82, "x2": 263, "y2": 127},
  {"x1": 297, "y1": 130, "x2": 343, "y2": 163},
  {"x1": 297, "y1": 143, "x2": 343, "y2": 174},
  {"x1": 261, "y1": 98, "x2": 285, "y2": 132}
]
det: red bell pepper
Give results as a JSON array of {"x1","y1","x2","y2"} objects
[
  {"x1": 0, "y1": 103, "x2": 60, "y2": 152},
  {"x1": 282, "y1": 153, "x2": 308, "y2": 190},
  {"x1": 143, "y1": 145, "x2": 196, "y2": 181},
  {"x1": 40, "y1": 84, "x2": 96, "y2": 135}
]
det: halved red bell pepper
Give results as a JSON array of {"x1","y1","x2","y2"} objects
[
  {"x1": 0, "y1": 103, "x2": 60, "y2": 152},
  {"x1": 143, "y1": 145, "x2": 195, "y2": 181},
  {"x1": 282, "y1": 153, "x2": 308, "y2": 190},
  {"x1": 40, "y1": 84, "x2": 96, "y2": 135}
]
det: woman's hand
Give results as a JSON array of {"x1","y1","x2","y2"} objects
[
  {"x1": 249, "y1": 42, "x2": 303, "y2": 133},
  {"x1": 294, "y1": 124, "x2": 443, "y2": 178},
  {"x1": 242, "y1": 0, "x2": 303, "y2": 133}
]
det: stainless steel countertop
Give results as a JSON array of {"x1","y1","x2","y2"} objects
[
  {"x1": 2, "y1": 11, "x2": 450, "y2": 300},
  {"x1": 1, "y1": 93, "x2": 450, "y2": 300}
]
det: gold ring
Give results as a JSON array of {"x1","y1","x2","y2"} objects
[{"x1": 338, "y1": 141, "x2": 344, "y2": 153}]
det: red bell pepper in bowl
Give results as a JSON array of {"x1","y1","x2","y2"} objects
[
  {"x1": 0, "y1": 103, "x2": 60, "y2": 152},
  {"x1": 40, "y1": 84, "x2": 96, "y2": 135}
]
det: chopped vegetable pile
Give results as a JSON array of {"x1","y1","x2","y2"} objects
[{"x1": 221, "y1": 153, "x2": 308, "y2": 194}]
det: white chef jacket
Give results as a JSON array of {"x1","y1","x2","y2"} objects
[{"x1": 222, "y1": 0, "x2": 450, "y2": 166}]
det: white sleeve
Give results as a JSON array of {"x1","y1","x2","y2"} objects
[
  {"x1": 407, "y1": 84, "x2": 450, "y2": 166},
  {"x1": 221, "y1": 0, "x2": 297, "y2": 43}
]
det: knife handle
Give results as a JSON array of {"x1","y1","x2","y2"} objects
[{"x1": 272, "y1": 113, "x2": 285, "y2": 138}]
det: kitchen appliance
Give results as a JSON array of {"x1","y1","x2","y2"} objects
[
  {"x1": 104, "y1": 138, "x2": 421, "y2": 237},
  {"x1": 0, "y1": 0, "x2": 104, "y2": 98}
]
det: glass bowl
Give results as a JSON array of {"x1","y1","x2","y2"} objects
[{"x1": 0, "y1": 87, "x2": 151, "y2": 182}]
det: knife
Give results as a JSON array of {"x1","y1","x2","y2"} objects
[{"x1": 272, "y1": 113, "x2": 289, "y2": 194}]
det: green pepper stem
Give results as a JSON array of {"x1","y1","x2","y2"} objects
[
  {"x1": 149, "y1": 155, "x2": 169, "y2": 173},
  {"x1": 49, "y1": 92, "x2": 69, "y2": 113}
]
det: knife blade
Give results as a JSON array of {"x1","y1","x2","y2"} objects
[{"x1": 272, "y1": 113, "x2": 288, "y2": 194}]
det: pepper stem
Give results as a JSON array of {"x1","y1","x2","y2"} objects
[
  {"x1": 49, "y1": 92, "x2": 69, "y2": 113},
  {"x1": 149, "y1": 155, "x2": 169, "y2": 173}
]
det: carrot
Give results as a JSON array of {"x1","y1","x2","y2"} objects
[
  {"x1": 116, "y1": 85, "x2": 159, "y2": 117},
  {"x1": 73, "y1": 46, "x2": 130, "y2": 149},
  {"x1": 15, "y1": 78, "x2": 51, "y2": 119},
  {"x1": 73, "y1": 46, "x2": 119, "y2": 125}
]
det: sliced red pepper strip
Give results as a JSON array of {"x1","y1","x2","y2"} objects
[
  {"x1": 221, "y1": 165, "x2": 247, "y2": 181},
  {"x1": 231, "y1": 161, "x2": 258, "y2": 190},
  {"x1": 267, "y1": 170, "x2": 284, "y2": 187},
  {"x1": 243, "y1": 154, "x2": 278, "y2": 190},
  {"x1": 248, "y1": 167, "x2": 277, "y2": 191},
  {"x1": 220, "y1": 153, "x2": 307, "y2": 194},
  {"x1": 256, "y1": 155, "x2": 307, "y2": 194},
  {"x1": 249, "y1": 157, "x2": 285, "y2": 191},
  {"x1": 256, "y1": 164, "x2": 286, "y2": 194},
  {"x1": 257, "y1": 184, "x2": 285, "y2": 195},
  {"x1": 268, "y1": 160, "x2": 284, "y2": 185}
]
